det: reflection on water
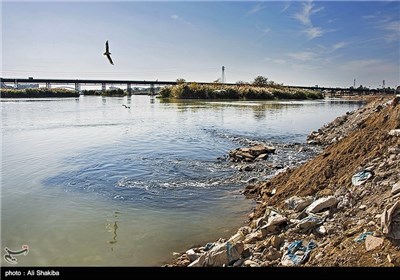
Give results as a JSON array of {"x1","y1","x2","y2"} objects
[
  {"x1": 1, "y1": 96, "x2": 363, "y2": 266},
  {"x1": 106, "y1": 211, "x2": 119, "y2": 250}
]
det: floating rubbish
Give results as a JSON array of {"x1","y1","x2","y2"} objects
[{"x1": 351, "y1": 170, "x2": 373, "y2": 186}]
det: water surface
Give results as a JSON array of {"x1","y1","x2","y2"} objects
[{"x1": 1, "y1": 96, "x2": 362, "y2": 266}]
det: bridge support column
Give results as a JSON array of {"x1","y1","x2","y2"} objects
[
  {"x1": 75, "y1": 83, "x2": 81, "y2": 93},
  {"x1": 149, "y1": 84, "x2": 155, "y2": 96},
  {"x1": 102, "y1": 83, "x2": 106, "y2": 92},
  {"x1": 46, "y1": 82, "x2": 51, "y2": 89},
  {"x1": 127, "y1": 83, "x2": 132, "y2": 94}
]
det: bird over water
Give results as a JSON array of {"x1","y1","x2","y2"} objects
[{"x1": 104, "y1": 40, "x2": 114, "y2": 65}]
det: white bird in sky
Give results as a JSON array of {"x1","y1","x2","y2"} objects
[{"x1": 103, "y1": 40, "x2": 114, "y2": 65}]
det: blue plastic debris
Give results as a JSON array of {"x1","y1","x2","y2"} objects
[
  {"x1": 284, "y1": 240, "x2": 317, "y2": 265},
  {"x1": 204, "y1": 242, "x2": 215, "y2": 251},
  {"x1": 354, "y1": 232, "x2": 373, "y2": 242}
]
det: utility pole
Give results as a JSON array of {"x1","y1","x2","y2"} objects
[
  {"x1": 353, "y1": 78, "x2": 356, "y2": 88},
  {"x1": 221, "y1": 66, "x2": 225, "y2": 84}
]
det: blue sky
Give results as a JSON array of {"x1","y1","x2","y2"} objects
[{"x1": 2, "y1": 1, "x2": 399, "y2": 88}]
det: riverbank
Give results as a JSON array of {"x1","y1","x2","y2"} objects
[
  {"x1": 167, "y1": 95, "x2": 400, "y2": 267},
  {"x1": 159, "y1": 83, "x2": 323, "y2": 100},
  {"x1": 1, "y1": 88, "x2": 79, "y2": 98}
]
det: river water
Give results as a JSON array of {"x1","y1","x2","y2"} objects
[{"x1": 1, "y1": 95, "x2": 362, "y2": 266}]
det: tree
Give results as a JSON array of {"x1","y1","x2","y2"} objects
[
  {"x1": 252, "y1": 76, "x2": 268, "y2": 87},
  {"x1": 176, "y1": 78, "x2": 186, "y2": 84}
]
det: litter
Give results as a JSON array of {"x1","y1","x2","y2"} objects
[
  {"x1": 354, "y1": 232, "x2": 373, "y2": 242},
  {"x1": 351, "y1": 170, "x2": 373, "y2": 186},
  {"x1": 281, "y1": 240, "x2": 317, "y2": 266},
  {"x1": 204, "y1": 243, "x2": 215, "y2": 251}
]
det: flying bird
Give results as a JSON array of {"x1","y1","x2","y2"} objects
[{"x1": 104, "y1": 40, "x2": 114, "y2": 65}]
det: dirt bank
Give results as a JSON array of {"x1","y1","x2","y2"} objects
[{"x1": 167, "y1": 95, "x2": 400, "y2": 267}]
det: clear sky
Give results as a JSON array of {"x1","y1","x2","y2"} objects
[{"x1": 2, "y1": 1, "x2": 399, "y2": 88}]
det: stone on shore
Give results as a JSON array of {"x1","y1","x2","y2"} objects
[
  {"x1": 305, "y1": 196, "x2": 337, "y2": 214},
  {"x1": 229, "y1": 144, "x2": 276, "y2": 163}
]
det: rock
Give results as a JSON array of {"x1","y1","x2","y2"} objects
[
  {"x1": 367, "y1": 221, "x2": 376, "y2": 227},
  {"x1": 186, "y1": 249, "x2": 201, "y2": 262},
  {"x1": 381, "y1": 201, "x2": 400, "y2": 239},
  {"x1": 228, "y1": 232, "x2": 245, "y2": 244},
  {"x1": 244, "y1": 165, "x2": 254, "y2": 171},
  {"x1": 188, "y1": 241, "x2": 244, "y2": 267},
  {"x1": 388, "y1": 147, "x2": 400, "y2": 154},
  {"x1": 270, "y1": 235, "x2": 282, "y2": 249},
  {"x1": 243, "y1": 259, "x2": 259, "y2": 267},
  {"x1": 244, "y1": 231, "x2": 263, "y2": 243},
  {"x1": 296, "y1": 216, "x2": 323, "y2": 232},
  {"x1": 264, "y1": 247, "x2": 282, "y2": 261},
  {"x1": 316, "y1": 226, "x2": 327, "y2": 235},
  {"x1": 256, "y1": 153, "x2": 268, "y2": 161},
  {"x1": 232, "y1": 258, "x2": 244, "y2": 267},
  {"x1": 392, "y1": 181, "x2": 400, "y2": 195},
  {"x1": 365, "y1": 235, "x2": 384, "y2": 251},
  {"x1": 388, "y1": 129, "x2": 400, "y2": 136},
  {"x1": 337, "y1": 192, "x2": 356, "y2": 209},
  {"x1": 315, "y1": 252, "x2": 324, "y2": 260},
  {"x1": 359, "y1": 205, "x2": 367, "y2": 210},
  {"x1": 238, "y1": 226, "x2": 251, "y2": 236},
  {"x1": 246, "y1": 177, "x2": 258, "y2": 184},
  {"x1": 172, "y1": 252, "x2": 182, "y2": 257},
  {"x1": 260, "y1": 208, "x2": 288, "y2": 235},
  {"x1": 285, "y1": 196, "x2": 314, "y2": 212},
  {"x1": 306, "y1": 196, "x2": 338, "y2": 214},
  {"x1": 176, "y1": 258, "x2": 191, "y2": 266}
]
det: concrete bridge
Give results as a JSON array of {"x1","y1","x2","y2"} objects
[{"x1": 0, "y1": 77, "x2": 395, "y2": 96}]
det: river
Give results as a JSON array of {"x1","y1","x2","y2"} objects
[{"x1": 1, "y1": 95, "x2": 362, "y2": 266}]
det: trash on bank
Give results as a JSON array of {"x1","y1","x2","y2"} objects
[
  {"x1": 351, "y1": 170, "x2": 373, "y2": 186},
  {"x1": 381, "y1": 201, "x2": 400, "y2": 239},
  {"x1": 281, "y1": 240, "x2": 317, "y2": 266},
  {"x1": 354, "y1": 232, "x2": 373, "y2": 242}
]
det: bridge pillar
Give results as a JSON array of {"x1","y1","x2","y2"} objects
[
  {"x1": 46, "y1": 82, "x2": 51, "y2": 89},
  {"x1": 149, "y1": 84, "x2": 155, "y2": 96},
  {"x1": 102, "y1": 83, "x2": 106, "y2": 92},
  {"x1": 75, "y1": 83, "x2": 81, "y2": 93},
  {"x1": 127, "y1": 83, "x2": 132, "y2": 94}
]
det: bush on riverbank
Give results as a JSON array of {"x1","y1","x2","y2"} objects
[
  {"x1": 159, "y1": 83, "x2": 323, "y2": 100},
  {"x1": 1, "y1": 88, "x2": 79, "y2": 98},
  {"x1": 82, "y1": 88, "x2": 127, "y2": 97}
]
